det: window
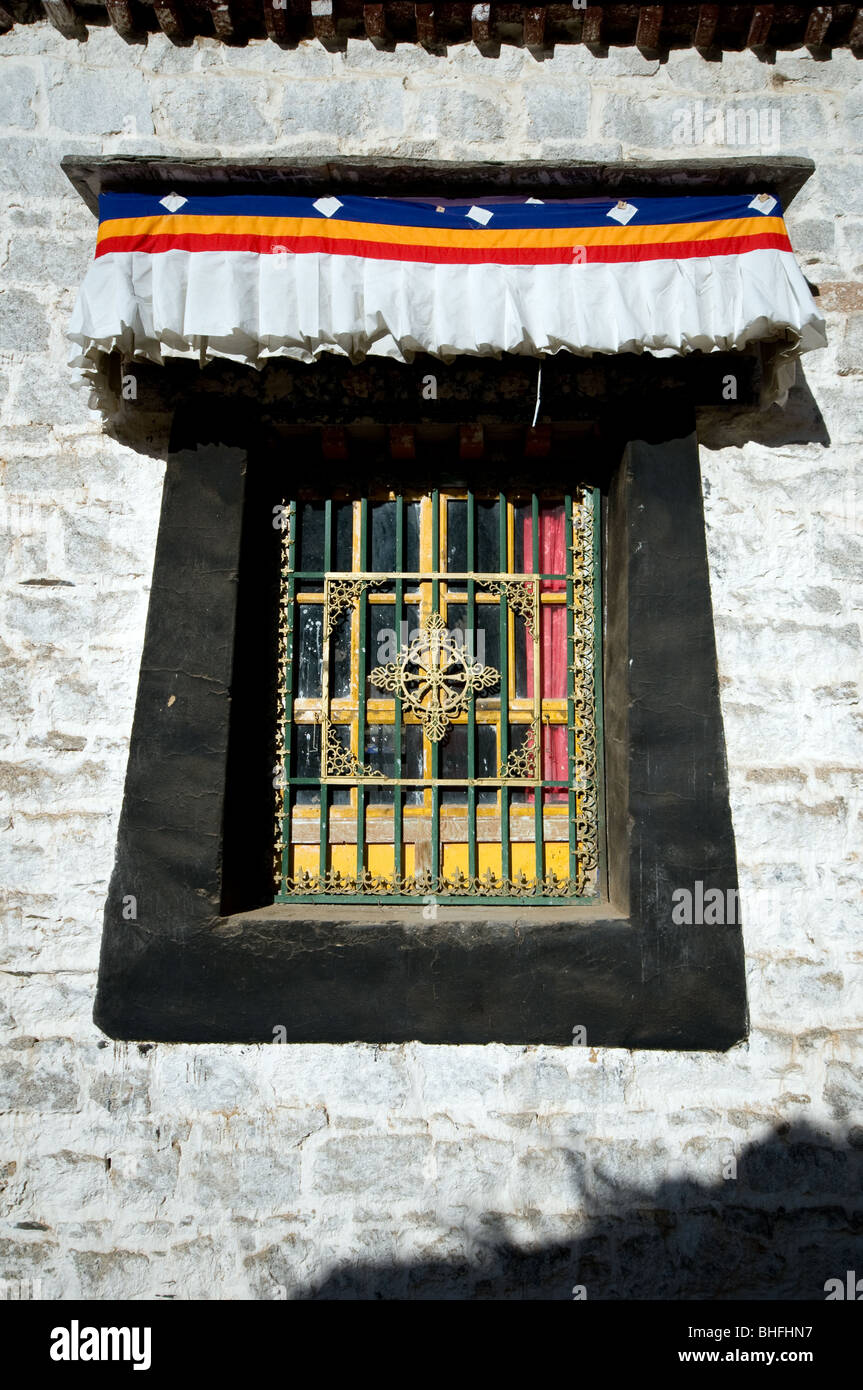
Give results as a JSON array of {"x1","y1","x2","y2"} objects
[
  {"x1": 274, "y1": 485, "x2": 601, "y2": 904},
  {"x1": 93, "y1": 352, "x2": 745, "y2": 1047}
]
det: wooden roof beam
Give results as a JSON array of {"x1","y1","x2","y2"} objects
[
  {"x1": 582, "y1": 5, "x2": 603, "y2": 49},
  {"x1": 471, "y1": 2, "x2": 493, "y2": 50},
  {"x1": 635, "y1": 4, "x2": 664, "y2": 53},
  {"x1": 524, "y1": 5, "x2": 545, "y2": 51},
  {"x1": 414, "y1": 3, "x2": 437, "y2": 47},
  {"x1": 104, "y1": 0, "x2": 137, "y2": 38},
  {"x1": 803, "y1": 5, "x2": 833, "y2": 48},
  {"x1": 694, "y1": 3, "x2": 719, "y2": 50},
  {"x1": 311, "y1": 0, "x2": 338, "y2": 45},
  {"x1": 262, "y1": 0, "x2": 293, "y2": 42},
  {"x1": 746, "y1": 3, "x2": 774, "y2": 49},
  {"x1": 42, "y1": 0, "x2": 85, "y2": 37},
  {"x1": 152, "y1": 0, "x2": 188, "y2": 42},
  {"x1": 363, "y1": 3, "x2": 390, "y2": 46},
  {"x1": 207, "y1": 0, "x2": 241, "y2": 41}
]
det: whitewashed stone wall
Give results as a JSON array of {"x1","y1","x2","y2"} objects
[{"x1": 0, "y1": 27, "x2": 860, "y2": 1298}]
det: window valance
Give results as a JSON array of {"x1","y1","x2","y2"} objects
[{"x1": 68, "y1": 190, "x2": 826, "y2": 405}]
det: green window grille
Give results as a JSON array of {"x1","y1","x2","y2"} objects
[{"x1": 273, "y1": 485, "x2": 602, "y2": 904}]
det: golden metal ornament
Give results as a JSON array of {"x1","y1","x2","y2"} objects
[
  {"x1": 322, "y1": 719, "x2": 383, "y2": 780},
  {"x1": 280, "y1": 869, "x2": 583, "y2": 898},
  {"x1": 500, "y1": 717, "x2": 541, "y2": 779},
  {"x1": 569, "y1": 490, "x2": 599, "y2": 896},
  {"x1": 324, "y1": 576, "x2": 383, "y2": 637},
  {"x1": 476, "y1": 578, "x2": 538, "y2": 638},
  {"x1": 369, "y1": 611, "x2": 501, "y2": 743}
]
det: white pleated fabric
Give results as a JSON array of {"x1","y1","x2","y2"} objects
[{"x1": 68, "y1": 245, "x2": 826, "y2": 405}]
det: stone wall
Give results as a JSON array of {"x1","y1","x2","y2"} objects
[{"x1": 0, "y1": 26, "x2": 860, "y2": 1298}]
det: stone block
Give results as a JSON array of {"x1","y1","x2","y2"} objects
[
  {"x1": 407, "y1": 84, "x2": 505, "y2": 143},
  {"x1": 69, "y1": 1248, "x2": 151, "y2": 1299},
  {"x1": 158, "y1": 77, "x2": 276, "y2": 144},
  {"x1": 280, "y1": 78, "x2": 404, "y2": 140},
  {"x1": 836, "y1": 313, "x2": 863, "y2": 376},
  {"x1": 312, "y1": 1134, "x2": 432, "y2": 1198},
  {"x1": 0, "y1": 1040, "x2": 80, "y2": 1112},
  {"x1": 47, "y1": 65, "x2": 154, "y2": 137},
  {"x1": 259, "y1": 1043, "x2": 410, "y2": 1110},
  {"x1": 433, "y1": 1137, "x2": 515, "y2": 1203},
  {"x1": 0, "y1": 65, "x2": 38, "y2": 130},
  {"x1": 10, "y1": 360, "x2": 94, "y2": 427},
  {"x1": 524, "y1": 81, "x2": 590, "y2": 142},
  {"x1": 4, "y1": 235, "x2": 91, "y2": 288},
  {"x1": 0, "y1": 290, "x2": 50, "y2": 353},
  {"x1": 187, "y1": 1147, "x2": 302, "y2": 1213}
]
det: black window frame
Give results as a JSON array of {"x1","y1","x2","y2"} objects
[{"x1": 94, "y1": 352, "x2": 747, "y2": 1047}]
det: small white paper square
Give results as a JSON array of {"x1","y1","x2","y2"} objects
[
  {"x1": 606, "y1": 201, "x2": 638, "y2": 225},
  {"x1": 313, "y1": 196, "x2": 343, "y2": 218},
  {"x1": 525, "y1": 197, "x2": 545, "y2": 205},
  {"x1": 748, "y1": 193, "x2": 778, "y2": 216},
  {"x1": 466, "y1": 205, "x2": 493, "y2": 226},
  {"x1": 159, "y1": 193, "x2": 188, "y2": 213}
]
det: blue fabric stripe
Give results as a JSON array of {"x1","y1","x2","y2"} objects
[{"x1": 98, "y1": 191, "x2": 782, "y2": 230}]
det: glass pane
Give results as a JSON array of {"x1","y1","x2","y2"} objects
[
  {"x1": 477, "y1": 723, "x2": 497, "y2": 804},
  {"x1": 335, "y1": 501, "x2": 354, "y2": 573},
  {"x1": 541, "y1": 604, "x2": 567, "y2": 698},
  {"x1": 542, "y1": 725, "x2": 569, "y2": 803},
  {"x1": 440, "y1": 724, "x2": 467, "y2": 804},
  {"x1": 446, "y1": 498, "x2": 467, "y2": 573},
  {"x1": 332, "y1": 610, "x2": 352, "y2": 700},
  {"x1": 368, "y1": 603, "x2": 398, "y2": 693},
  {"x1": 405, "y1": 501, "x2": 420, "y2": 574},
  {"x1": 514, "y1": 611, "x2": 530, "y2": 700},
  {"x1": 445, "y1": 601, "x2": 500, "y2": 680},
  {"x1": 327, "y1": 724, "x2": 351, "y2": 804},
  {"x1": 371, "y1": 500, "x2": 396, "y2": 573},
  {"x1": 441, "y1": 725, "x2": 497, "y2": 805},
  {"x1": 540, "y1": 502, "x2": 566, "y2": 589},
  {"x1": 365, "y1": 724, "x2": 393, "y2": 804},
  {"x1": 297, "y1": 502, "x2": 325, "y2": 574},
  {"x1": 476, "y1": 498, "x2": 500, "y2": 574},
  {"x1": 513, "y1": 501, "x2": 531, "y2": 574},
  {"x1": 293, "y1": 723, "x2": 320, "y2": 803},
  {"x1": 404, "y1": 724, "x2": 423, "y2": 805},
  {"x1": 296, "y1": 604, "x2": 323, "y2": 699},
  {"x1": 365, "y1": 724, "x2": 423, "y2": 805}
]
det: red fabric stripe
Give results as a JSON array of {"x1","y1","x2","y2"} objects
[{"x1": 94, "y1": 230, "x2": 793, "y2": 265}]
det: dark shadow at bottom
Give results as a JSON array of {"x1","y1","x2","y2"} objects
[{"x1": 299, "y1": 1124, "x2": 862, "y2": 1300}]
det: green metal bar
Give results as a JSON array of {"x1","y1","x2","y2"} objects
[
  {"x1": 565, "y1": 492, "x2": 577, "y2": 887},
  {"x1": 303, "y1": 777, "x2": 569, "y2": 787},
  {"x1": 532, "y1": 492, "x2": 543, "y2": 886},
  {"x1": 494, "y1": 492, "x2": 508, "y2": 878},
  {"x1": 431, "y1": 489, "x2": 440, "y2": 888},
  {"x1": 356, "y1": 498, "x2": 369, "y2": 886},
  {"x1": 318, "y1": 499, "x2": 333, "y2": 880},
  {"x1": 466, "y1": 488, "x2": 477, "y2": 885},
  {"x1": 394, "y1": 496, "x2": 404, "y2": 881},
  {"x1": 592, "y1": 485, "x2": 605, "y2": 903},
  {"x1": 278, "y1": 499, "x2": 297, "y2": 901},
  {"x1": 285, "y1": 893, "x2": 595, "y2": 906}
]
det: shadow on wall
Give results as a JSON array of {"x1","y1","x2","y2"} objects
[
  {"x1": 297, "y1": 1123, "x2": 862, "y2": 1300},
  {"x1": 697, "y1": 364, "x2": 830, "y2": 450}
]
